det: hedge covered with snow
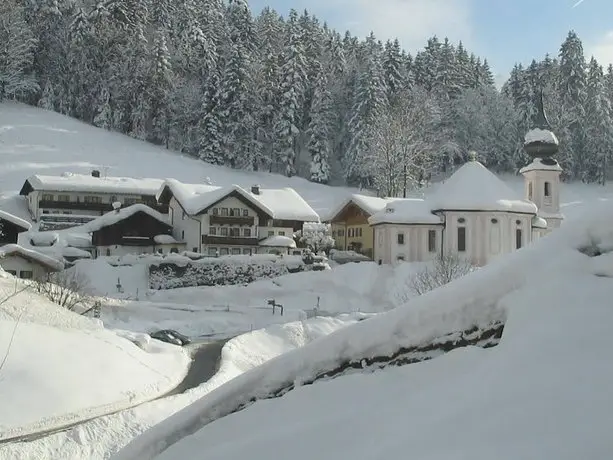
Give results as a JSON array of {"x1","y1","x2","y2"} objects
[{"x1": 149, "y1": 254, "x2": 305, "y2": 290}]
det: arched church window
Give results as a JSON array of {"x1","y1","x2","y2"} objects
[
  {"x1": 490, "y1": 218, "x2": 500, "y2": 253},
  {"x1": 544, "y1": 182, "x2": 551, "y2": 197}
]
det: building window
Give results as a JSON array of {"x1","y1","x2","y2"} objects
[
  {"x1": 338, "y1": 229, "x2": 345, "y2": 237},
  {"x1": 219, "y1": 247, "x2": 229, "y2": 255},
  {"x1": 397, "y1": 233, "x2": 405, "y2": 245},
  {"x1": 182, "y1": 212, "x2": 186, "y2": 220},
  {"x1": 267, "y1": 230, "x2": 274, "y2": 237},
  {"x1": 57, "y1": 195, "x2": 70, "y2": 202},
  {"x1": 220, "y1": 227, "x2": 228, "y2": 236},
  {"x1": 528, "y1": 182, "x2": 533, "y2": 200},
  {"x1": 357, "y1": 227, "x2": 363, "y2": 237},
  {"x1": 19, "y1": 270, "x2": 33, "y2": 279},
  {"x1": 244, "y1": 228, "x2": 252, "y2": 237},
  {"x1": 181, "y1": 230, "x2": 185, "y2": 240},
  {"x1": 490, "y1": 219, "x2": 501, "y2": 254},
  {"x1": 208, "y1": 247, "x2": 218, "y2": 256},
  {"x1": 231, "y1": 247, "x2": 241, "y2": 255},
  {"x1": 242, "y1": 209, "x2": 249, "y2": 217},
  {"x1": 348, "y1": 228, "x2": 353, "y2": 238},
  {"x1": 84, "y1": 196, "x2": 102, "y2": 203},
  {"x1": 516, "y1": 228, "x2": 523, "y2": 249},
  {"x1": 192, "y1": 247, "x2": 198, "y2": 253},
  {"x1": 212, "y1": 208, "x2": 219, "y2": 216},
  {"x1": 220, "y1": 208, "x2": 229, "y2": 216},
  {"x1": 42, "y1": 193, "x2": 54, "y2": 201},
  {"x1": 243, "y1": 248, "x2": 251, "y2": 255},
  {"x1": 6, "y1": 270, "x2": 16, "y2": 276},
  {"x1": 125, "y1": 198, "x2": 138, "y2": 206},
  {"x1": 106, "y1": 248, "x2": 111, "y2": 256},
  {"x1": 278, "y1": 231, "x2": 286, "y2": 236},
  {"x1": 428, "y1": 230, "x2": 436, "y2": 253},
  {"x1": 396, "y1": 255, "x2": 405, "y2": 261},
  {"x1": 229, "y1": 228, "x2": 240, "y2": 237},
  {"x1": 170, "y1": 248, "x2": 178, "y2": 254},
  {"x1": 544, "y1": 182, "x2": 551, "y2": 197},
  {"x1": 233, "y1": 208, "x2": 241, "y2": 217},
  {"x1": 457, "y1": 227, "x2": 466, "y2": 252},
  {"x1": 209, "y1": 227, "x2": 217, "y2": 236}
]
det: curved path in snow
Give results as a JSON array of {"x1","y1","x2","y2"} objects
[{"x1": 0, "y1": 340, "x2": 227, "y2": 444}]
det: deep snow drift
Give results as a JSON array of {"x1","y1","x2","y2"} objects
[
  {"x1": 0, "y1": 272, "x2": 189, "y2": 441},
  {"x1": 115, "y1": 201, "x2": 613, "y2": 460},
  {"x1": 0, "y1": 315, "x2": 364, "y2": 459}
]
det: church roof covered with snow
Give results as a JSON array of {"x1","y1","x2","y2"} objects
[
  {"x1": 19, "y1": 173, "x2": 163, "y2": 196},
  {"x1": 428, "y1": 160, "x2": 538, "y2": 214},
  {"x1": 157, "y1": 180, "x2": 320, "y2": 222},
  {"x1": 368, "y1": 199, "x2": 442, "y2": 225}
]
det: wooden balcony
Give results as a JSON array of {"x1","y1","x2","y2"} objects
[
  {"x1": 201, "y1": 236, "x2": 259, "y2": 246},
  {"x1": 209, "y1": 215, "x2": 254, "y2": 226}
]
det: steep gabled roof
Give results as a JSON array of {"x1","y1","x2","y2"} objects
[
  {"x1": 0, "y1": 244, "x2": 64, "y2": 271},
  {"x1": 81, "y1": 204, "x2": 170, "y2": 233},
  {"x1": 157, "y1": 179, "x2": 320, "y2": 222},
  {"x1": 324, "y1": 193, "x2": 398, "y2": 222},
  {"x1": 429, "y1": 161, "x2": 537, "y2": 214},
  {"x1": 19, "y1": 173, "x2": 163, "y2": 196},
  {"x1": 0, "y1": 210, "x2": 32, "y2": 231}
]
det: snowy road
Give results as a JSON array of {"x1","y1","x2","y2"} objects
[{"x1": 0, "y1": 340, "x2": 227, "y2": 444}]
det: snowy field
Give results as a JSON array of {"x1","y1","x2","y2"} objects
[
  {"x1": 0, "y1": 272, "x2": 189, "y2": 441},
  {"x1": 0, "y1": 314, "x2": 364, "y2": 459},
  {"x1": 114, "y1": 201, "x2": 613, "y2": 460},
  {"x1": 77, "y1": 260, "x2": 423, "y2": 337},
  {"x1": 0, "y1": 102, "x2": 359, "y2": 220}
]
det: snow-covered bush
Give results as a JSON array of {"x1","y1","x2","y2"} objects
[
  {"x1": 149, "y1": 256, "x2": 305, "y2": 290},
  {"x1": 295, "y1": 223, "x2": 335, "y2": 253}
]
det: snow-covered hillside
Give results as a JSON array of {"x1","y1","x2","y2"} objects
[
  {"x1": 0, "y1": 103, "x2": 358, "y2": 218},
  {"x1": 115, "y1": 201, "x2": 613, "y2": 460},
  {"x1": 0, "y1": 272, "x2": 189, "y2": 442}
]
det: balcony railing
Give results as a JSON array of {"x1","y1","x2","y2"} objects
[
  {"x1": 209, "y1": 215, "x2": 255, "y2": 226},
  {"x1": 201, "y1": 235, "x2": 259, "y2": 246},
  {"x1": 38, "y1": 200, "x2": 168, "y2": 214}
]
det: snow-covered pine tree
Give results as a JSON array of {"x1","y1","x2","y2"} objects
[
  {"x1": 308, "y1": 66, "x2": 333, "y2": 183},
  {"x1": 273, "y1": 9, "x2": 307, "y2": 177},
  {"x1": 383, "y1": 39, "x2": 403, "y2": 106},
  {"x1": 0, "y1": 0, "x2": 38, "y2": 101},
  {"x1": 584, "y1": 57, "x2": 613, "y2": 184}
]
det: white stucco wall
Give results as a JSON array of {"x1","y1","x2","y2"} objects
[
  {"x1": 523, "y1": 169, "x2": 563, "y2": 229},
  {"x1": 373, "y1": 224, "x2": 443, "y2": 264},
  {"x1": 169, "y1": 197, "x2": 202, "y2": 253}
]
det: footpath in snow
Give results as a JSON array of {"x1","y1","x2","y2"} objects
[{"x1": 0, "y1": 272, "x2": 189, "y2": 442}]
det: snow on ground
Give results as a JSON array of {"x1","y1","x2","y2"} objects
[
  {"x1": 0, "y1": 315, "x2": 363, "y2": 459},
  {"x1": 0, "y1": 102, "x2": 359, "y2": 218},
  {"x1": 76, "y1": 260, "x2": 423, "y2": 338},
  {"x1": 114, "y1": 200, "x2": 613, "y2": 460},
  {"x1": 0, "y1": 272, "x2": 189, "y2": 441}
]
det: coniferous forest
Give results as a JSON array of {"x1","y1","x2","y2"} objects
[{"x1": 1, "y1": 0, "x2": 612, "y2": 194}]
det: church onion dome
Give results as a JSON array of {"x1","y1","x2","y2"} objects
[{"x1": 524, "y1": 90, "x2": 559, "y2": 162}]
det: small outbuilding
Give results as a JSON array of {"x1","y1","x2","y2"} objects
[{"x1": 0, "y1": 244, "x2": 64, "y2": 280}]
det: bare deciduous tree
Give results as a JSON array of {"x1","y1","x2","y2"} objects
[
  {"x1": 410, "y1": 255, "x2": 475, "y2": 296},
  {"x1": 366, "y1": 87, "x2": 441, "y2": 198},
  {"x1": 35, "y1": 270, "x2": 93, "y2": 312}
]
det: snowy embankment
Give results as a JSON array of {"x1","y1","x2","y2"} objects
[
  {"x1": 115, "y1": 201, "x2": 613, "y2": 460},
  {"x1": 0, "y1": 274, "x2": 189, "y2": 442},
  {"x1": 0, "y1": 315, "x2": 363, "y2": 459}
]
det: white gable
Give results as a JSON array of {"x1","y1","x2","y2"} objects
[
  {"x1": 429, "y1": 161, "x2": 537, "y2": 214},
  {"x1": 0, "y1": 244, "x2": 64, "y2": 271}
]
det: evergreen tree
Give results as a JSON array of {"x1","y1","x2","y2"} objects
[
  {"x1": 308, "y1": 67, "x2": 333, "y2": 183},
  {"x1": 383, "y1": 39, "x2": 403, "y2": 105}
]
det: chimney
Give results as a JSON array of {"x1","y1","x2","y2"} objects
[
  {"x1": 91, "y1": 170, "x2": 101, "y2": 178},
  {"x1": 251, "y1": 184, "x2": 260, "y2": 195}
]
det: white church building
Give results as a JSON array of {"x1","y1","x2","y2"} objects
[{"x1": 369, "y1": 93, "x2": 563, "y2": 266}]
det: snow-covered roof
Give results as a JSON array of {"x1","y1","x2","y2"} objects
[
  {"x1": 524, "y1": 128, "x2": 559, "y2": 145},
  {"x1": 259, "y1": 235, "x2": 297, "y2": 248},
  {"x1": 81, "y1": 204, "x2": 169, "y2": 233},
  {"x1": 0, "y1": 210, "x2": 31, "y2": 231},
  {"x1": 368, "y1": 199, "x2": 443, "y2": 225},
  {"x1": 63, "y1": 233, "x2": 92, "y2": 248},
  {"x1": 0, "y1": 244, "x2": 64, "y2": 271},
  {"x1": 532, "y1": 216, "x2": 548, "y2": 229},
  {"x1": 158, "y1": 179, "x2": 320, "y2": 222},
  {"x1": 519, "y1": 158, "x2": 563, "y2": 174},
  {"x1": 153, "y1": 234, "x2": 182, "y2": 245},
  {"x1": 20, "y1": 173, "x2": 163, "y2": 196},
  {"x1": 30, "y1": 232, "x2": 59, "y2": 247},
  {"x1": 325, "y1": 193, "x2": 398, "y2": 221},
  {"x1": 429, "y1": 161, "x2": 538, "y2": 214}
]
